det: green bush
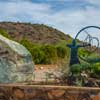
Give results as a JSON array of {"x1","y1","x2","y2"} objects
[
  {"x1": 0, "y1": 29, "x2": 12, "y2": 39},
  {"x1": 90, "y1": 63, "x2": 100, "y2": 78},
  {"x1": 56, "y1": 45, "x2": 67, "y2": 58},
  {"x1": 20, "y1": 38, "x2": 70, "y2": 64},
  {"x1": 41, "y1": 45, "x2": 57, "y2": 64},
  {"x1": 70, "y1": 64, "x2": 82, "y2": 74},
  {"x1": 0, "y1": 30, "x2": 70, "y2": 64},
  {"x1": 31, "y1": 47, "x2": 45, "y2": 64}
]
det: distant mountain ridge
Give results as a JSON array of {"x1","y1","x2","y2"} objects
[{"x1": 0, "y1": 22, "x2": 71, "y2": 44}]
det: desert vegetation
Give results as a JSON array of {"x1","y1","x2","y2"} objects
[{"x1": 0, "y1": 22, "x2": 71, "y2": 65}]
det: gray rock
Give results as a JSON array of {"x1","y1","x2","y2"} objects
[{"x1": 0, "y1": 35, "x2": 34, "y2": 83}]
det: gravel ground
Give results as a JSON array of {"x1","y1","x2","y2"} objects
[{"x1": 33, "y1": 65, "x2": 60, "y2": 82}]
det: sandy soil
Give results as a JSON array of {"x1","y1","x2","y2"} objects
[{"x1": 33, "y1": 64, "x2": 61, "y2": 82}]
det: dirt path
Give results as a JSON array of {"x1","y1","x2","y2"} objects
[{"x1": 34, "y1": 64, "x2": 60, "y2": 82}]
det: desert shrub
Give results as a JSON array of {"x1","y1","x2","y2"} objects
[
  {"x1": 31, "y1": 47, "x2": 45, "y2": 64},
  {"x1": 0, "y1": 29, "x2": 12, "y2": 39},
  {"x1": 56, "y1": 45, "x2": 67, "y2": 58},
  {"x1": 41, "y1": 44, "x2": 57, "y2": 64},
  {"x1": 17, "y1": 37, "x2": 71, "y2": 64},
  {"x1": 70, "y1": 64, "x2": 82, "y2": 74},
  {"x1": 90, "y1": 63, "x2": 100, "y2": 78}
]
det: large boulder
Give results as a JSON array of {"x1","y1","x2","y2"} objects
[{"x1": 0, "y1": 34, "x2": 34, "y2": 83}]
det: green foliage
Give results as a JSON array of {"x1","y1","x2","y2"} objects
[
  {"x1": 90, "y1": 63, "x2": 100, "y2": 78},
  {"x1": 0, "y1": 29, "x2": 70, "y2": 65},
  {"x1": 57, "y1": 40, "x2": 67, "y2": 46},
  {"x1": 70, "y1": 62, "x2": 100, "y2": 79},
  {"x1": 20, "y1": 37, "x2": 70, "y2": 64},
  {"x1": 0, "y1": 29, "x2": 12, "y2": 39},
  {"x1": 71, "y1": 64, "x2": 81, "y2": 74},
  {"x1": 71, "y1": 49, "x2": 100, "y2": 78},
  {"x1": 78, "y1": 48, "x2": 100, "y2": 64},
  {"x1": 31, "y1": 47, "x2": 45, "y2": 64},
  {"x1": 56, "y1": 45, "x2": 67, "y2": 58},
  {"x1": 56, "y1": 40, "x2": 70, "y2": 58},
  {"x1": 86, "y1": 53, "x2": 100, "y2": 63},
  {"x1": 20, "y1": 37, "x2": 33, "y2": 50},
  {"x1": 20, "y1": 38, "x2": 45, "y2": 64},
  {"x1": 20, "y1": 38, "x2": 69, "y2": 64},
  {"x1": 71, "y1": 63, "x2": 92, "y2": 74},
  {"x1": 41, "y1": 45, "x2": 57, "y2": 64},
  {"x1": 78, "y1": 48, "x2": 91, "y2": 57},
  {"x1": 0, "y1": 22, "x2": 73, "y2": 65}
]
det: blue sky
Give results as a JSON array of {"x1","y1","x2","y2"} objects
[{"x1": 0, "y1": 0, "x2": 100, "y2": 37}]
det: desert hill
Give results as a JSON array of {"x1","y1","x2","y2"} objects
[{"x1": 0, "y1": 22, "x2": 71, "y2": 44}]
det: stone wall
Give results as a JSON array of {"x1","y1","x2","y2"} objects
[{"x1": 0, "y1": 84, "x2": 99, "y2": 100}]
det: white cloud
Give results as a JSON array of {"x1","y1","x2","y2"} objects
[
  {"x1": 39, "y1": 5, "x2": 100, "y2": 37},
  {"x1": 0, "y1": 1, "x2": 51, "y2": 22},
  {"x1": 0, "y1": 0, "x2": 100, "y2": 39},
  {"x1": 86, "y1": 0, "x2": 100, "y2": 5}
]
